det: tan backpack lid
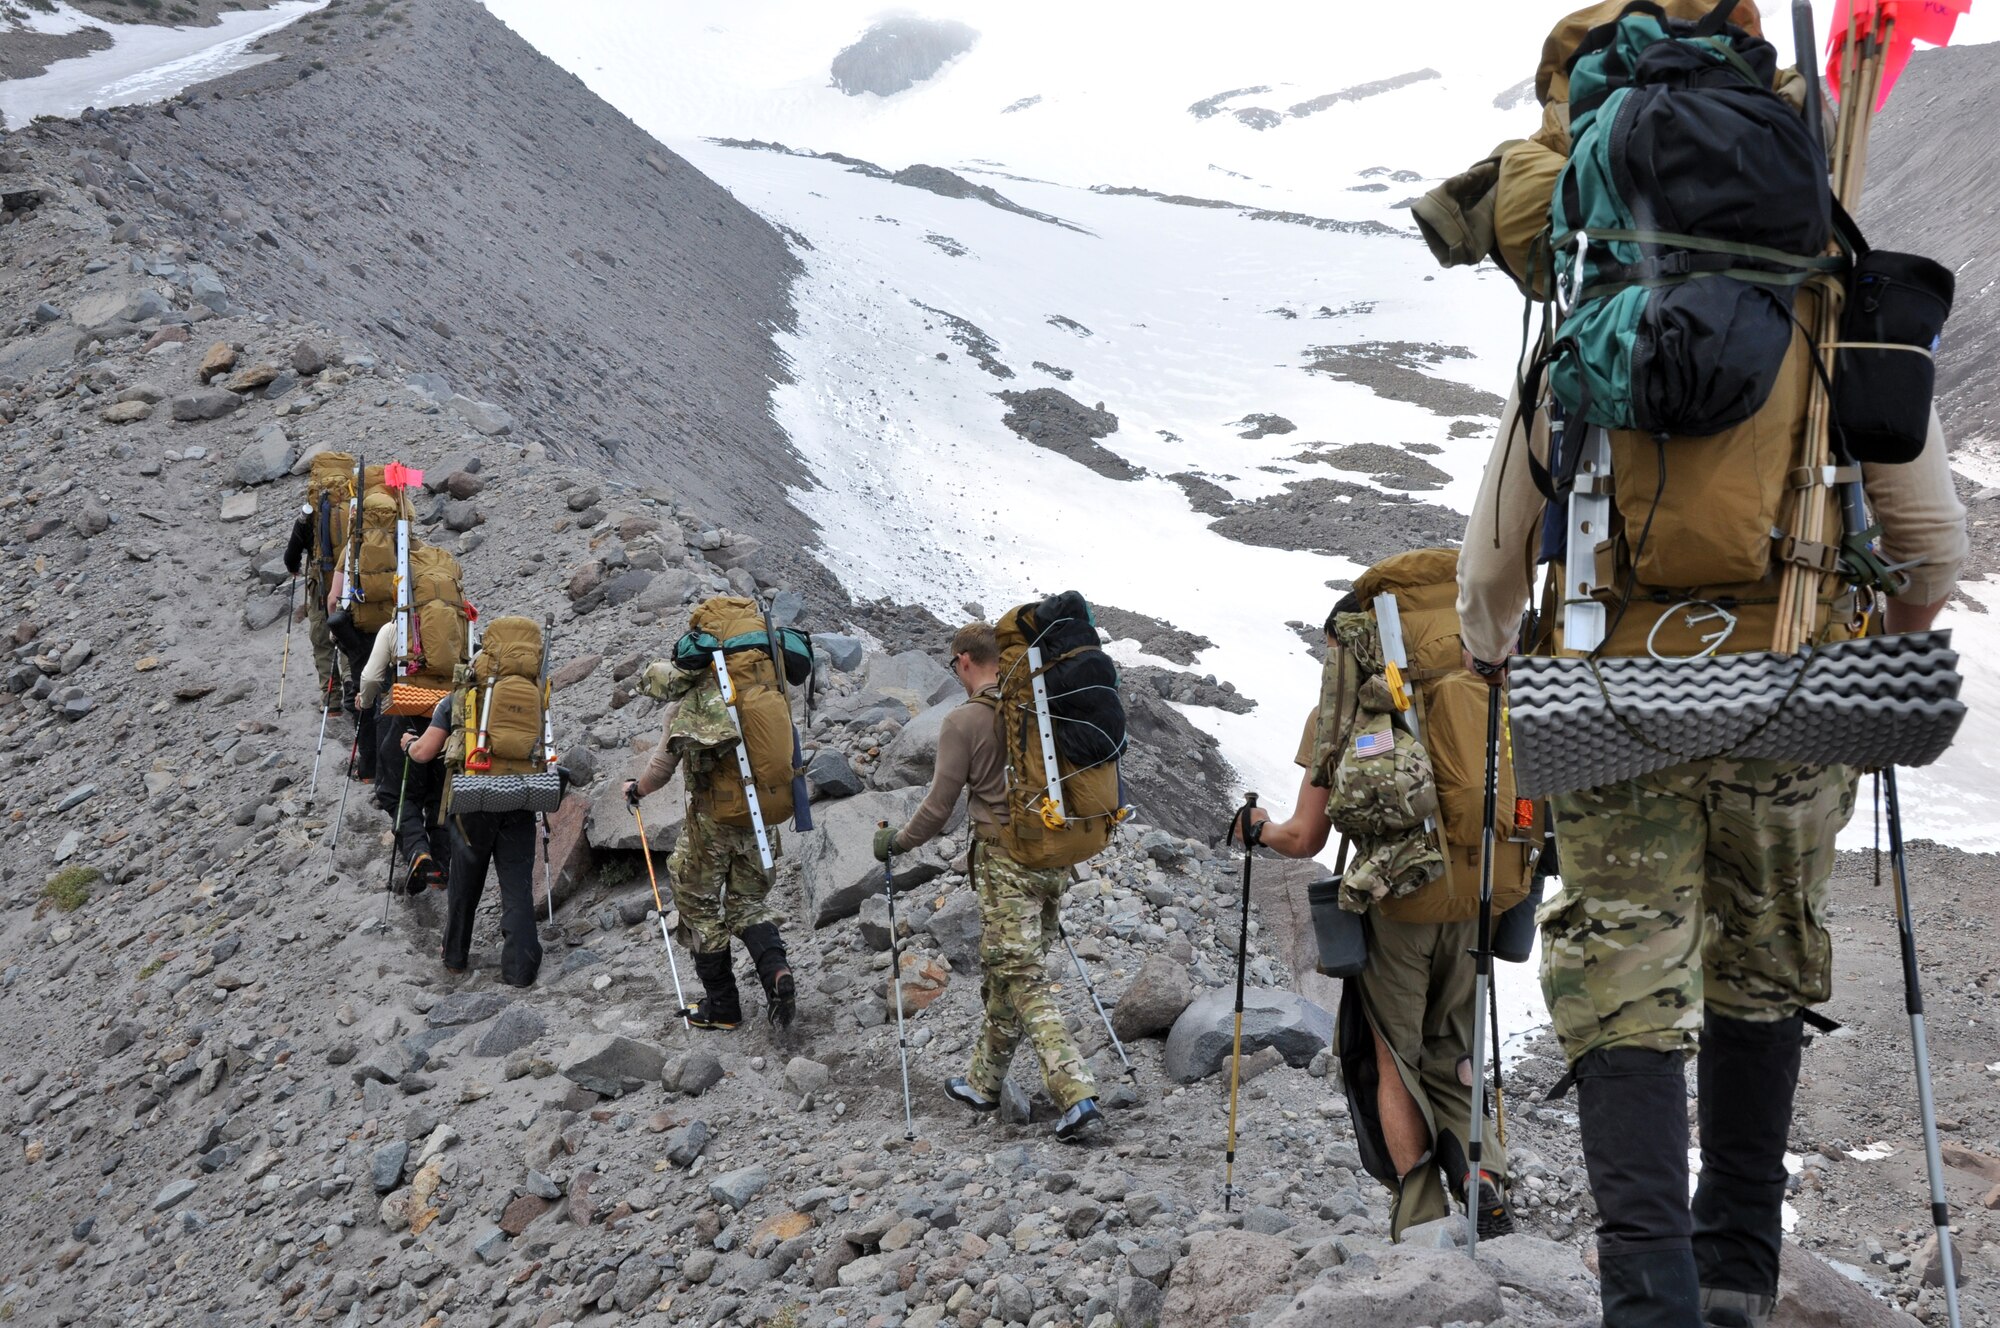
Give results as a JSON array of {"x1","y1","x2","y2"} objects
[{"x1": 1537, "y1": 0, "x2": 1763, "y2": 106}]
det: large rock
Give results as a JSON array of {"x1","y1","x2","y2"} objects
[
  {"x1": 427, "y1": 992, "x2": 510, "y2": 1027},
  {"x1": 1774, "y1": 1245, "x2": 1922, "y2": 1327},
  {"x1": 1475, "y1": 1234, "x2": 1596, "y2": 1319},
  {"x1": 232, "y1": 426, "x2": 294, "y2": 487},
  {"x1": 1263, "y1": 1246, "x2": 1502, "y2": 1328},
  {"x1": 451, "y1": 395, "x2": 514, "y2": 436},
  {"x1": 870, "y1": 694, "x2": 962, "y2": 790},
  {"x1": 171, "y1": 389, "x2": 241, "y2": 422},
  {"x1": 587, "y1": 763, "x2": 684, "y2": 854},
  {"x1": 559, "y1": 1035, "x2": 666, "y2": 1097},
  {"x1": 806, "y1": 749, "x2": 864, "y2": 801},
  {"x1": 473, "y1": 1004, "x2": 547, "y2": 1058},
  {"x1": 1159, "y1": 1230, "x2": 1297, "y2": 1328},
  {"x1": 1163, "y1": 987, "x2": 1332, "y2": 1083},
  {"x1": 1112, "y1": 954, "x2": 1196, "y2": 1041},
  {"x1": 863, "y1": 649, "x2": 953, "y2": 712},
  {"x1": 532, "y1": 797, "x2": 592, "y2": 915},
  {"x1": 916, "y1": 886, "x2": 981, "y2": 971},
  {"x1": 816, "y1": 633, "x2": 866, "y2": 672},
  {"x1": 802, "y1": 788, "x2": 951, "y2": 926}
]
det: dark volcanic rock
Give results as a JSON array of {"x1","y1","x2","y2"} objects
[
  {"x1": 996, "y1": 388, "x2": 1136, "y2": 481},
  {"x1": 830, "y1": 17, "x2": 978, "y2": 97}
]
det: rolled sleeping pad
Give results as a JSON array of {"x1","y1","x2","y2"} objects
[
  {"x1": 1491, "y1": 874, "x2": 1546, "y2": 964},
  {"x1": 1307, "y1": 876, "x2": 1368, "y2": 978}
]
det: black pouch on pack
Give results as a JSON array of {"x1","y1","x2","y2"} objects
[
  {"x1": 1834, "y1": 251, "x2": 1954, "y2": 464},
  {"x1": 327, "y1": 608, "x2": 367, "y2": 658}
]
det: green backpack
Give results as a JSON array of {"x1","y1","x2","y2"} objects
[{"x1": 1547, "y1": 0, "x2": 1838, "y2": 437}]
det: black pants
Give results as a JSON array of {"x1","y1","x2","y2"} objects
[
  {"x1": 375, "y1": 719, "x2": 447, "y2": 872},
  {"x1": 342, "y1": 644, "x2": 377, "y2": 780},
  {"x1": 443, "y1": 810, "x2": 542, "y2": 986}
]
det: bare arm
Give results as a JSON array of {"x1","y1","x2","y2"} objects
[
  {"x1": 1245, "y1": 765, "x2": 1335, "y2": 860},
  {"x1": 405, "y1": 722, "x2": 448, "y2": 764}
]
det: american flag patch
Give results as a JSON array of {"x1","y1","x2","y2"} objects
[{"x1": 1353, "y1": 729, "x2": 1395, "y2": 758}]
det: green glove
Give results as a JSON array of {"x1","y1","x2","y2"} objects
[{"x1": 872, "y1": 824, "x2": 901, "y2": 862}]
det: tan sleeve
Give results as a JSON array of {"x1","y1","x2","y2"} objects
[
  {"x1": 1294, "y1": 709, "x2": 1318, "y2": 769},
  {"x1": 897, "y1": 706, "x2": 972, "y2": 850},
  {"x1": 1457, "y1": 381, "x2": 1547, "y2": 663},
  {"x1": 355, "y1": 623, "x2": 397, "y2": 709},
  {"x1": 1865, "y1": 407, "x2": 1967, "y2": 606},
  {"x1": 639, "y1": 702, "x2": 682, "y2": 794}
]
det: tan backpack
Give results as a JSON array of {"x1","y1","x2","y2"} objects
[
  {"x1": 676, "y1": 596, "x2": 801, "y2": 830},
  {"x1": 347, "y1": 467, "x2": 414, "y2": 634},
  {"x1": 305, "y1": 451, "x2": 356, "y2": 584},
  {"x1": 385, "y1": 544, "x2": 468, "y2": 717},
  {"x1": 982, "y1": 591, "x2": 1130, "y2": 871},
  {"x1": 1313, "y1": 549, "x2": 1533, "y2": 924}
]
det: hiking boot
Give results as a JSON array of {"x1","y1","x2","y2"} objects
[
  {"x1": 1468, "y1": 1173, "x2": 1515, "y2": 1239},
  {"x1": 1699, "y1": 1288, "x2": 1774, "y2": 1328},
  {"x1": 402, "y1": 854, "x2": 434, "y2": 896},
  {"x1": 741, "y1": 922, "x2": 796, "y2": 1029},
  {"x1": 944, "y1": 1077, "x2": 999, "y2": 1114},
  {"x1": 1055, "y1": 1097, "x2": 1104, "y2": 1142},
  {"x1": 685, "y1": 950, "x2": 742, "y2": 1031}
]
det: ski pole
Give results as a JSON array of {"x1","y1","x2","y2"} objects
[
  {"x1": 308, "y1": 672, "x2": 338, "y2": 802},
  {"x1": 1058, "y1": 918, "x2": 1132, "y2": 1077},
  {"x1": 277, "y1": 576, "x2": 297, "y2": 712},
  {"x1": 382, "y1": 752, "x2": 411, "y2": 925},
  {"x1": 1882, "y1": 769, "x2": 1963, "y2": 1328},
  {"x1": 879, "y1": 822, "x2": 916, "y2": 1142},
  {"x1": 540, "y1": 812, "x2": 553, "y2": 923},
  {"x1": 1466, "y1": 683, "x2": 1501, "y2": 1257},
  {"x1": 1490, "y1": 976, "x2": 1507, "y2": 1150},
  {"x1": 633, "y1": 800, "x2": 690, "y2": 1029},
  {"x1": 1223, "y1": 792, "x2": 1259, "y2": 1213}
]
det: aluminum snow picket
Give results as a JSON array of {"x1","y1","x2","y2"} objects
[{"x1": 1508, "y1": 631, "x2": 1964, "y2": 799}]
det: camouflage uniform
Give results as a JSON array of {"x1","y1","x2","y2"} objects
[
  {"x1": 667, "y1": 808, "x2": 781, "y2": 954},
  {"x1": 306, "y1": 578, "x2": 338, "y2": 698},
  {"x1": 966, "y1": 841, "x2": 1097, "y2": 1111},
  {"x1": 1541, "y1": 757, "x2": 1856, "y2": 1062},
  {"x1": 643, "y1": 661, "x2": 785, "y2": 955}
]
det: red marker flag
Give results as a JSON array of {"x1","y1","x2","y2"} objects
[
  {"x1": 1826, "y1": 0, "x2": 1972, "y2": 111},
  {"x1": 382, "y1": 462, "x2": 424, "y2": 491}
]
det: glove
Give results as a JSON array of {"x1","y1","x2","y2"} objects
[
  {"x1": 872, "y1": 824, "x2": 901, "y2": 862},
  {"x1": 555, "y1": 765, "x2": 575, "y2": 791},
  {"x1": 624, "y1": 780, "x2": 643, "y2": 808}
]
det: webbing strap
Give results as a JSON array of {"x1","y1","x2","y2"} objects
[
  {"x1": 1828, "y1": 340, "x2": 1934, "y2": 359},
  {"x1": 1576, "y1": 265, "x2": 1826, "y2": 304},
  {"x1": 1789, "y1": 465, "x2": 1862, "y2": 490},
  {"x1": 1556, "y1": 227, "x2": 1844, "y2": 273},
  {"x1": 1778, "y1": 535, "x2": 1842, "y2": 576}
]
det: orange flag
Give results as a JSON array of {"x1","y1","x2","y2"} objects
[{"x1": 1826, "y1": 0, "x2": 1973, "y2": 110}]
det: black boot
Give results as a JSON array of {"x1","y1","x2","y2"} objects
[
  {"x1": 685, "y1": 950, "x2": 741, "y2": 1031},
  {"x1": 740, "y1": 922, "x2": 796, "y2": 1028},
  {"x1": 1576, "y1": 1046, "x2": 1701, "y2": 1328},
  {"x1": 1692, "y1": 1013, "x2": 1803, "y2": 1325},
  {"x1": 1437, "y1": 1129, "x2": 1515, "y2": 1238}
]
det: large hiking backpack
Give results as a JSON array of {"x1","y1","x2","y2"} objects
[
  {"x1": 385, "y1": 545, "x2": 469, "y2": 718},
  {"x1": 1548, "y1": 0, "x2": 1838, "y2": 437},
  {"x1": 305, "y1": 451, "x2": 356, "y2": 585},
  {"x1": 1312, "y1": 550, "x2": 1533, "y2": 923},
  {"x1": 446, "y1": 616, "x2": 561, "y2": 815},
  {"x1": 348, "y1": 466, "x2": 415, "y2": 635},
  {"x1": 985, "y1": 591, "x2": 1131, "y2": 871},
  {"x1": 674, "y1": 596, "x2": 807, "y2": 831}
]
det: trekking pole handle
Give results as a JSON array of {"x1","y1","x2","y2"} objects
[{"x1": 1231, "y1": 792, "x2": 1260, "y2": 848}]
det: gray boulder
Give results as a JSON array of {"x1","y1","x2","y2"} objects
[
  {"x1": 1476, "y1": 1234, "x2": 1595, "y2": 1319},
  {"x1": 1774, "y1": 1244, "x2": 1923, "y2": 1327},
  {"x1": 863, "y1": 649, "x2": 952, "y2": 711},
  {"x1": 188, "y1": 264, "x2": 228, "y2": 313},
  {"x1": 427, "y1": 991, "x2": 510, "y2": 1027},
  {"x1": 587, "y1": 765, "x2": 683, "y2": 853},
  {"x1": 665, "y1": 1050, "x2": 724, "y2": 1097},
  {"x1": 916, "y1": 886, "x2": 981, "y2": 971},
  {"x1": 1264, "y1": 1245, "x2": 1502, "y2": 1328},
  {"x1": 559, "y1": 1034, "x2": 666, "y2": 1097},
  {"x1": 473, "y1": 1004, "x2": 546, "y2": 1058},
  {"x1": 666, "y1": 1120, "x2": 710, "y2": 1168},
  {"x1": 1163, "y1": 987, "x2": 1332, "y2": 1083},
  {"x1": 1112, "y1": 954, "x2": 1196, "y2": 1041},
  {"x1": 870, "y1": 694, "x2": 962, "y2": 790},
  {"x1": 709, "y1": 1164, "x2": 771, "y2": 1212},
  {"x1": 232, "y1": 426, "x2": 293, "y2": 486},
  {"x1": 802, "y1": 788, "x2": 952, "y2": 926},
  {"x1": 816, "y1": 633, "x2": 866, "y2": 673},
  {"x1": 806, "y1": 749, "x2": 864, "y2": 801},
  {"x1": 451, "y1": 395, "x2": 514, "y2": 436},
  {"x1": 170, "y1": 389, "x2": 241, "y2": 422},
  {"x1": 1158, "y1": 1229, "x2": 1297, "y2": 1328}
]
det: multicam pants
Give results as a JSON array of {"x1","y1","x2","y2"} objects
[
  {"x1": 1541, "y1": 758, "x2": 1857, "y2": 1063},
  {"x1": 307, "y1": 591, "x2": 337, "y2": 697},
  {"x1": 967, "y1": 841, "x2": 1097, "y2": 1111},
  {"x1": 666, "y1": 807, "x2": 781, "y2": 955}
]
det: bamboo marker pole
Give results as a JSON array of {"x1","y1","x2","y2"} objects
[{"x1": 1774, "y1": 8, "x2": 1891, "y2": 652}]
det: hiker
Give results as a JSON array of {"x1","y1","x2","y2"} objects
[
  {"x1": 356, "y1": 621, "x2": 448, "y2": 894},
  {"x1": 1433, "y1": 4, "x2": 1971, "y2": 1321},
  {"x1": 282, "y1": 501, "x2": 340, "y2": 705},
  {"x1": 623, "y1": 596, "x2": 804, "y2": 1031},
  {"x1": 874, "y1": 618, "x2": 1106, "y2": 1143},
  {"x1": 1248, "y1": 556, "x2": 1530, "y2": 1241}
]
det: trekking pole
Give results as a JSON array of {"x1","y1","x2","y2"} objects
[
  {"x1": 328, "y1": 725, "x2": 362, "y2": 863},
  {"x1": 1223, "y1": 792, "x2": 1259, "y2": 1214},
  {"x1": 1489, "y1": 977, "x2": 1507, "y2": 1150},
  {"x1": 1465, "y1": 683, "x2": 1501, "y2": 1257},
  {"x1": 633, "y1": 801, "x2": 690, "y2": 1030},
  {"x1": 276, "y1": 576, "x2": 297, "y2": 712},
  {"x1": 1881, "y1": 769, "x2": 1963, "y2": 1328},
  {"x1": 308, "y1": 672, "x2": 338, "y2": 802},
  {"x1": 382, "y1": 752, "x2": 411, "y2": 926},
  {"x1": 1057, "y1": 919, "x2": 1132, "y2": 1078},
  {"x1": 879, "y1": 822, "x2": 917, "y2": 1142},
  {"x1": 540, "y1": 813, "x2": 554, "y2": 923}
]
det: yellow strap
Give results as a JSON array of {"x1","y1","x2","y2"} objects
[{"x1": 1385, "y1": 660, "x2": 1411, "y2": 712}]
